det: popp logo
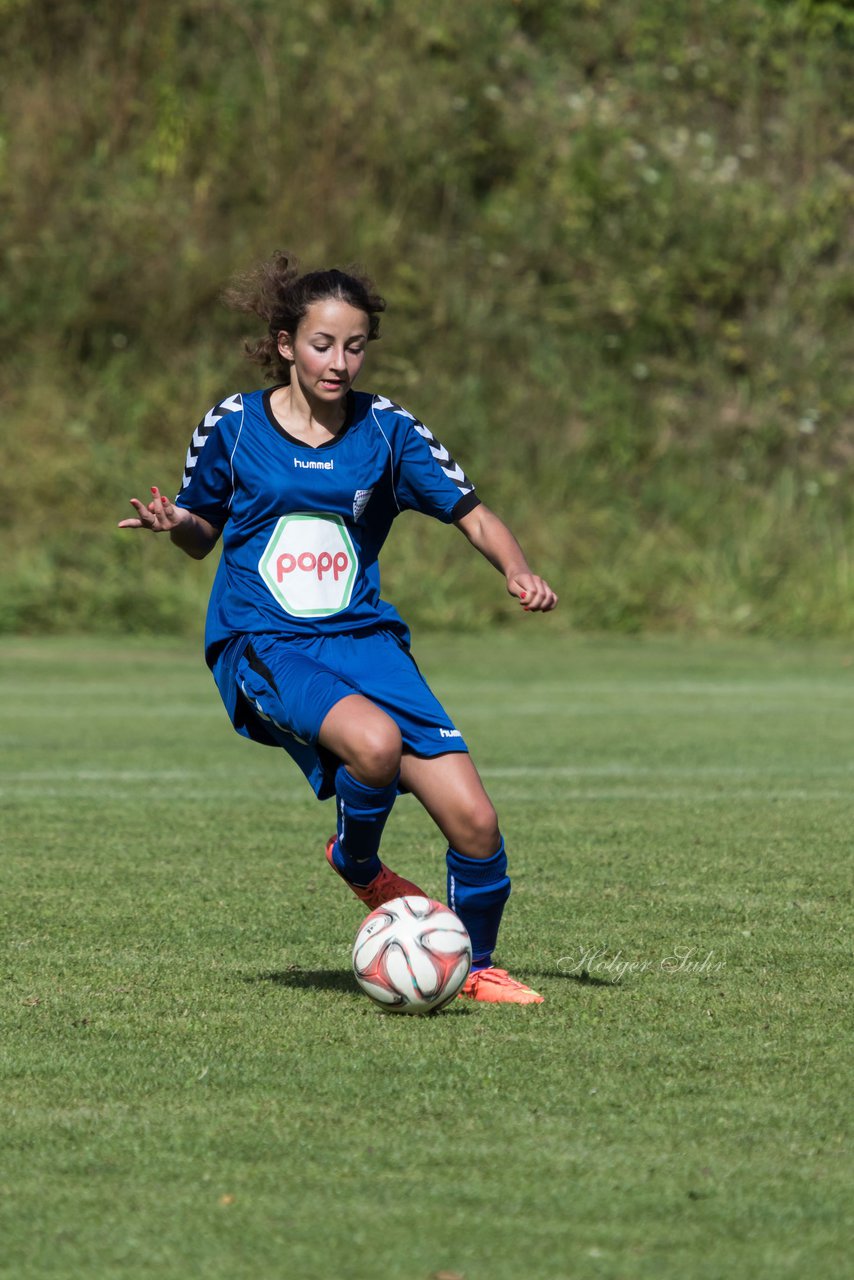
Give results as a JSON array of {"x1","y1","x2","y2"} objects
[
  {"x1": 275, "y1": 549, "x2": 350, "y2": 583},
  {"x1": 259, "y1": 513, "x2": 357, "y2": 618}
]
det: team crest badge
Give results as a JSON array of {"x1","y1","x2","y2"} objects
[{"x1": 352, "y1": 488, "x2": 374, "y2": 521}]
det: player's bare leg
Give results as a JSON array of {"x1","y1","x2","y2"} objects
[
  {"x1": 399, "y1": 751, "x2": 500, "y2": 857},
  {"x1": 318, "y1": 695, "x2": 427, "y2": 908},
  {"x1": 400, "y1": 751, "x2": 543, "y2": 1004},
  {"x1": 319, "y1": 693, "x2": 402, "y2": 787}
]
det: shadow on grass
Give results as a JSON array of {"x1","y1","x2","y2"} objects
[
  {"x1": 247, "y1": 968, "x2": 478, "y2": 1015},
  {"x1": 551, "y1": 971, "x2": 619, "y2": 989},
  {"x1": 517, "y1": 968, "x2": 619, "y2": 989},
  {"x1": 250, "y1": 967, "x2": 619, "y2": 1000},
  {"x1": 250, "y1": 968, "x2": 355, "y2": 994}
]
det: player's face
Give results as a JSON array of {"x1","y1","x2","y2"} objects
[{"x1": 277, "y1": 299, "x2": 370, "y2": 403}]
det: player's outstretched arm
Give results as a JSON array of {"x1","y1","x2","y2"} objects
[
  {"x1": 454, "y1": 504, "x2": 558, "y2": 613},
  {"x1": 118, "y1": 486, "x2": 220, "y2": 559}
]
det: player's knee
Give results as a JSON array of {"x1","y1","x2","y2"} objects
[
  {"x1": 349, "y1": 719, "x2": 402, "y2": 786},
  {"x1": 454, "y1": 797, "x2": 501, "y2": 857}
]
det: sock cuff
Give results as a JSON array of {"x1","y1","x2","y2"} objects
[
  {"x1": 335, "y1": 764, "x2": 399, "y2": 810},
  {"x1": 446, "y1": 837, "x2": 506, "y2": 885}
]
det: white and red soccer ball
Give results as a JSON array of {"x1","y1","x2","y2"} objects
[{"x1": 352, "y1": 896, "x2": 472, "y2": 1014}]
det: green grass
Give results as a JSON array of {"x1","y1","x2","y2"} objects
[{"x1": 1, "y1": 632, "x2": 851, "y2": 1280}]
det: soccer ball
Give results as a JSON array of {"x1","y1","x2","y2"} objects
[{"x1": 352, "y1": 896, "x2": 472, "y2": 1014}]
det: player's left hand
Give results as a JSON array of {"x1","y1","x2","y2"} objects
[{"x1": 507, "y1": 573, "x2": 558, "y2": 613}]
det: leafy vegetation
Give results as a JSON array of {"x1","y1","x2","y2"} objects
[{"x1": 1, "y1": 0, "x2": 852, "y2": 634}]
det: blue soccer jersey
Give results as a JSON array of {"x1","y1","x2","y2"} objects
[{"x1": 175, "y1": 388, "x2": 480, "y2": 663}]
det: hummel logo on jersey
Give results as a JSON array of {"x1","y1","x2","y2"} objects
[{"x1": 294, "y1": 458, "x2": 334, "y2": 471}]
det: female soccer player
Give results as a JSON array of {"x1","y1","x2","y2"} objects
[{"x1": 120, "y1": 253, "x2": 557, "y2": 1004}]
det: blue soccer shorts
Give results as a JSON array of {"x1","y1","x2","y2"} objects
[{"x1": 211, "y1": 629, "x2": 468, "y2": 799}]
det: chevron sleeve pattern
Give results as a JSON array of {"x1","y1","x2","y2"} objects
[
  {"x1": 411, "y1": 420, "x2": 474, "y2": 498},
  {"x1": 174, "y1": 393, "x2": 244, "y2": 526},
  {"x1": 180, "y1": 394, "x2": 244, "y2": 492},
  {"x1": 374, "y1": 396, "x2": 480, "y2": 523}
]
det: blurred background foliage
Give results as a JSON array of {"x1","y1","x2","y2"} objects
[{"x1": 1, "y1": 0, "x2": 852, "y2": 636}]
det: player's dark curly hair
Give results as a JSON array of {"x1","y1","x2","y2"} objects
[{"x1": 223, "y1": 251, "x2": 386, "y2": 383}]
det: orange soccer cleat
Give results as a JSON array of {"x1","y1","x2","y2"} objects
[
  {"x1": 458, "y1": 967, "x2": 544, "y2": 1005},
  {"x1": 325, "y1": 836, "x2": 428, "y2": 911}
]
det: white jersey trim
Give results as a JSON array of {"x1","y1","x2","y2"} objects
[{"x1": 370, "y1": 396, "x2": 401, "y2": 512}]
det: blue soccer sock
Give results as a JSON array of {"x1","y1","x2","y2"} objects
[
  {"x1": 446, "y1": 839, "x2": 511, "y2": 970},
  {"x1": 330, "y1": 765, "x2": 398, "y2": 887}
]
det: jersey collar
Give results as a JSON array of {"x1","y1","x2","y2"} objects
[{"x1": 262, "y1": 386, "x2": 356, "y2": 450}]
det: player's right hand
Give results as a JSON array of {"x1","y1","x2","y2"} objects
[{"x1": 118, "y1": 486, "x2": 186, "y2": 532}]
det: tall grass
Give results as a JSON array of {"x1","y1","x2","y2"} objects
[{"x1": 1, "y1": 0, "x2": 852, "y2": 635}]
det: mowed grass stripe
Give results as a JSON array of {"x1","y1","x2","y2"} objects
[{"x1": 7, "y1": 760, "x2": 854, "y2": 780}]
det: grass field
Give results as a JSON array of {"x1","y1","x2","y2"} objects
[{"x1": 1, "y1": 632, "x2": 851, "y2": 1280}]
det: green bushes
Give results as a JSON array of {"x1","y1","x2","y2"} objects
[{"x1": 1, "y1": 0, "x2": 851, "y2": 634}]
